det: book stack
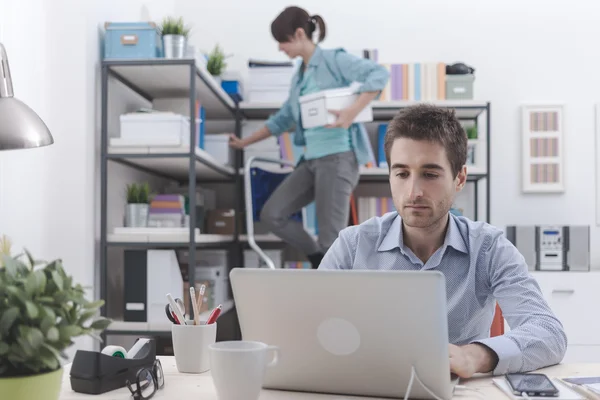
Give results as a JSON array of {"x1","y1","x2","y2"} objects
[
  {"x1": 378, "y1": 62, "x2": 447, "y2": 101},
  {"x1": 246, "y1": 59, "x2": 296, "y2": 103},
  {"x1": 148, "y1": 194, "x2": 186, "y2": 228}
]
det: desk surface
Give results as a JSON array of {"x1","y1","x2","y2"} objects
[{"x1": 59, "y1": 356, "x2": 600, "y2": 399}]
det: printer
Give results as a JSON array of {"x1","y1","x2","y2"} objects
[{"x1": 505, "y1": 225, "x2": 590, "y2": 271}]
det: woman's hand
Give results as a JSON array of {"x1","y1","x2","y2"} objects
[
  {"x1": 325, "y1": 108, "x2": 358, "y2": 129},
  {"x1": 228, "y1": 134, "x2": 247, "y2": 150}
]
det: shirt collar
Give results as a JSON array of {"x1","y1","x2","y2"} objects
[
  {"x1": 307, "y1": 45, "x2": 323, "y2": 67},
  {"x1": 377, "y1": 213, "x2": 468, "y2": 254}
]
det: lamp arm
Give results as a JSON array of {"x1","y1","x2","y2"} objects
[{"x1": 0, "y1": 43, "x2": 14, "y2": 98}]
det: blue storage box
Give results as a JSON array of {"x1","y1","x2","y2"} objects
[
  {"x1": 104, "y1": 22, "x2": 163, "y2": 59},
  {"x1": 221, "y1": 80, "x2": 243, "y2": 102}
]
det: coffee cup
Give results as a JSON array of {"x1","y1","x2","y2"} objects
[{"x1": 208, "y1": 340, "x2": 279, "y2": 400}]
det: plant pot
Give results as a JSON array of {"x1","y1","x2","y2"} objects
[
  {"x1": 124, "y1": 203, "x2": 149, "y2": 227},
  {"x1": 163, "y1": 34, "x2": 187, "y2": 58},
  {"x1": 0, "y1": 368, "x2": 63, "y2": 400}
]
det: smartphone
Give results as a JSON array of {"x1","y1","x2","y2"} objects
[{"x1": 505, "y1": 373, "x2": 560, "y2": 397}]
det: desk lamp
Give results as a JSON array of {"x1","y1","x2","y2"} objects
[{"x1": 0, "y1": 43, "x2": 53, "y2": 150}]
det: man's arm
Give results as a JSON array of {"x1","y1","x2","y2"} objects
[
  {"x1": 317, "y1": 227, "x2": 358, "y2": 270},
  {"x1": 472, "y1": 233, "x2": 567, "y2": 375}
]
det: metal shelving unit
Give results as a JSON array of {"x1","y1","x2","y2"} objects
[
  {"x1": 240, "y1": 100, "x2": 491, "y2": 223},
  {"x1": 99, "y1": 58, "x2": 241, "y2": 337},
  {"x1": 99, "y1": 57, "x2": 491, "y2": 337}
]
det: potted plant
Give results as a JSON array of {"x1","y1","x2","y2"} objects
[
  {"x1": 124, "y1": 182, "x2": 151, "y2": 228},
  {"x1": 0, "y1": 236, "x2": 111, "y2": 400},
  {"x1": 206, "y1": 44, "x2": 227, "y2": 81},
  {"x1": 159, "y1": 16, "x2": 191, "y2": 59}
]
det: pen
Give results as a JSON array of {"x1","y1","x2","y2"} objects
[
  {"x1": 167, "y1": 293, "x2": 187, "y2": 326},
  {"x1": 190, "y1": 286, "x2": 200, "y2": 325},
  {"x1": 206, "y1": 304, "x2": 222, "y2": 325}
]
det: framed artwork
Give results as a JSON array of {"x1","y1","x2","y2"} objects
[{"x1": 521, "y1": 104, "x2": 565, "y2": 193}]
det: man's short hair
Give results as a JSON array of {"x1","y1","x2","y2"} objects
[{"x1": 384, "y1": 104, "x2": 468, "y2": 178}]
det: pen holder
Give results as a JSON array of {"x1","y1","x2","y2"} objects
[
  {"x1": 172, "y1": 322, "x2": 217, "y2": 373},
  {"x1": 69, "y1": 338, "x2": 156, "y2": 394}
]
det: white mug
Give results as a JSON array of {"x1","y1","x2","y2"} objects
[
  {"x1": 209, "y1": 340, "x2": 279, "y2": 400},
  {"x1": 172, "y1": 322, "x2": 217, "y2": 373}
]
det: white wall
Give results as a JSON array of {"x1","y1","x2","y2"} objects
[
  {"x1": 0, "y1": 0, "x2": 176, "y2": 355},
  {"x1": 176, "y1": 0, "x2": 600, "y2": 268}
]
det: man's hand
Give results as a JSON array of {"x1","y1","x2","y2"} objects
[{"x1": 448, "y1": 343, "x2": 499, "y2": 379}]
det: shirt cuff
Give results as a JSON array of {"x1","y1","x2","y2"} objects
[{"x1": 471, "y1": 336, "x2": 521, "y2": 375}]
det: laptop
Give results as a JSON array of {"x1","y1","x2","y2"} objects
[{"x1": 230, "y1": 268, "x2": 458, "y2": 400}]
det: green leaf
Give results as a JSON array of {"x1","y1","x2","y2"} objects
[
  {"x1": 46, "y1": 326, "x2": 59, "y2": 342},
  {"x1": 77, "y1": 309, "x2": 98, "y2": 325},
  {"x1": 38, "y1": 296, "x2": 55, "y2": 304},
  {"x1": 24, "y1": 272, "x2": 38, "y2": 296},
  {"x1": 35, "y1": 270, "x2": 47, "y2": 293},
  {"x1": 42, "y1": 343, "x2": 62, "y2": 360},
  {"x1": 0, "y1": 307, "x2": 19, "y2": 335},
  {"x1": 0, "y1": 341, "x2": 9, "y2": 355},
  {"x1": 40, "y1": 353, "x2": 59, "y2": 371},
  {"x1": 3, "y1": 255, "x2": 17, "y2": 277},
  {"x1": 59, "y1": 325, "x2": 81, "y2": 341},
  {"x1": 51, "y1": 271, "x2": 63, "y2": 291},
  {"x1": 6, "y1": 286, "x2": 28, "y2": 305},
  {"x1": 90, "y1": 318, "x2": 112, "y2": 331},
  {"x1": 26, "y1": 327, "x2": 44, "y2": 351},
  {"x1": 41, "y1": 306, "x2": 56, "y2": 321},
  {"x1": 40, "y1": 316, "x2": 55, "y2": 334},
  {"x1": 84, "y1": 300, "x2": 104, "y2": 310},
  {"x1": 16, "y1": 337, "x2": 33, "y2": 357},
  {"x1": 24, "y1": 249, "x2": 36, "y2": 269},
  {"x1": 25, "y1": 301, "x2": 39, "y2": 319}
]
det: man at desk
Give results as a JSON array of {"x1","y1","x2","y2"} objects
[{"x1": 318, "y1": 104, "x2": 567, "y2": 379}]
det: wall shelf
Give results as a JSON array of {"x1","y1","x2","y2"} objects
[
  {"x1": 107, "y1": 145, "x2": 236, "y2": 182},
  {"x1": 239, "y1": 99, "x2": 489, "y2": 120},
  {"x1": 103, "y1": 58, "x2": 236, "y2": 119}
]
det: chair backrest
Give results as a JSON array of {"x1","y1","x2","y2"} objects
[{"x1": 248, "y1": 167, "x2": 302, "y2": 223}]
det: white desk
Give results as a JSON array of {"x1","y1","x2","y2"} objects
[{"x1": 59, "y1": 356, "x2": 600, "y2": 399}]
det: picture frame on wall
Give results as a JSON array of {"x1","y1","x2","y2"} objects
[{"x1": 521, "y1": 104, "x2": 565, "y2": 193}]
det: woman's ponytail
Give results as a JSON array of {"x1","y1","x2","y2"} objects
[{"x1": 310, "y1": 14, "x2": 326, "y2": 43}]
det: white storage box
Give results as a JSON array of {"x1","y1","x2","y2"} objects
[
  {"x1": 299, "y1": 86, "x2": 373, "y2": 129},
  {"x1": 204, "y1": 134, "x2": 234, "y2": 166},
  {"x1": 119, "y1": 112, "x2": 201, "y2": 146}
]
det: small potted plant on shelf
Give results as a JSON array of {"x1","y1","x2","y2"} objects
[
  {"x1": 125, "y1": 182, "x2": 151, "y2": 228},
  {"x1": 160, "y1": 16, "x2": 191, "y2": 59},
  {"x1": 206, "y1": 44, "x2": 227, "y2": 81},
  {"x1": 0, "y1": 235, "x2": 111, "y2": 400}
]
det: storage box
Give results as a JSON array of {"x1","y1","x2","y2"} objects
[
  {"x1": 118, "y1": 112, "x2": 201, "y2": 146},
  {"x1": 104, "y1": 22, "x2": 163, "y2": 59},
  {"x1": 205, "y1": 209, "x2": 236, "y2": 234},
  {"x1": 299, "y1": 86, "x2": 373, "y2": 129},
  {"x1": 204, "y1": 134, "x2": 235, "y2": 166},
  {"x1": 445, "y1": 74, "x2": 475, "y2": 100}
]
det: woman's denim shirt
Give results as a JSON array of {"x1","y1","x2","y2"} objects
[{"x1": 264, "y1": 46, "x2": 390, "y2": 166}]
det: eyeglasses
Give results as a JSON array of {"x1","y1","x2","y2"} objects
[{"x1": 126, "y1": 359, "x2": 164, "y2": 399}]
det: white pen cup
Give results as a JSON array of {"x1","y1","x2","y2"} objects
[
  {"x1": 209, "y1": 341, "x2": 280, "y2": 400},
  {"x1": 171, "y1": 322, "x2": 217, "y2": 373}
]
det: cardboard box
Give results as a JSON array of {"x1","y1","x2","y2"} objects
[
  {"x1": 206, "y1": 209, "x2": 235, "y2": 234},
  {"x1": 299, "y1": 86, "x2": 373, "y2": 129}
]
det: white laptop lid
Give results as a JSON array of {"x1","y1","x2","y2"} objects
[{"x1": 230, "y1": 268, "x2": 455, "y2": 400}]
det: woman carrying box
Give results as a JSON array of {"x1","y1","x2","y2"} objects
[{"x1": 229, "y1": 6, "x2": 389, "y2": 269}]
